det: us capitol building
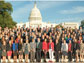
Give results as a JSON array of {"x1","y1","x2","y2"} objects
[{"x1": 16, "y1": 2, "x2": 79, "y2": 29}]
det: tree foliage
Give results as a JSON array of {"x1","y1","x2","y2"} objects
[
  {"x1": 81, "y1": 20, "x2": 84, "y2": 27},
  {"x1": 0, "y1": 1, "x2": 16, "y2": 28},
  {"x1": 81, "y1": 20, "x2": 84, "y2": 29},
  {"x1": 54, "y1": 24, "x2": 63, "y2": 29}
]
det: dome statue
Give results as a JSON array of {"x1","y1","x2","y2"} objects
[{"x1": 29, "y1": 2, "x2": 42, "y2": 28}]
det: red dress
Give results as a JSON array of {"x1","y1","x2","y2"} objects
[
  {"x1": 42, "y1": 41, "x2": 48, "y2": 51},
  {"x1": 68, "y1": 43, "x2": 72, "y2": 52},
  {"x1": 7, "y1": 44, "x2": 12, "y2": 56},
  {"x1": 16, "y1": 38, "x2": 20, "y2": 43},
  {"x1": 7, "y1": 51, "x2": 12, "y2": 56},
  {"x1": 48, "y1": 42, "x2": 54, "y2": 51}
]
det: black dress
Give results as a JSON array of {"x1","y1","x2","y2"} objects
[{"x1": 18, "y1": 44, "x2": 23, "y2": 55}]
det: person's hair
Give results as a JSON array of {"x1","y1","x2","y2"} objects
[
  {"x1": 9, "y1": 40, "x2": 12, "y2": 45},
  {"x1": 44, "y1": 39, "x2": 46, "y2": 41},
  {"x1": 18, "y1": 35, "x2": 21, "y2": 39},
  {"x1": 55, "y1": 39, "x2": 58, "y2": 42},
  {"x1": 50, "y1": 39, "x2": 52, "y2": 42},
  {"x1": 11, "y1": 36, "x2": 13, "y2": 40},
  {"x1": 32, "y1": 38, "x2": 34, "y2": 42},
  {"x1": 3, "y1": 40, "x2": 6, "y2": 45},
  {"x1": 2, "y1": 36, "x2": 5, "y2": 41},
  {"x1": 19, "y1": 38, "x2": 23, "y2": 44},
  {"x1": 15, "y1": 39, "x2": 17, "y2": 43},
  {"x1": 64, "y1": 40, "x2": 66, "y2": 43},
  {"x1": 38, "y1": 38, "x2": 40, "y2": 40}
]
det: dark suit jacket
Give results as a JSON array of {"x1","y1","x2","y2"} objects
[
  {"x1": 36, "y1": 42, "x2": 42, "y2": 51},
  {"x1": 54, "y1": 43, "x2": 60, "y2": 52},
  {"x1": 72, "y1": 42, "x2": 80, "y2": 51}
]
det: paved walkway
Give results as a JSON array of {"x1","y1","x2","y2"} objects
[{"x1": 1, "y1": 59, "x2": 84, "y2": 63}]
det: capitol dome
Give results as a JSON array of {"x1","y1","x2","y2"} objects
[{"x1": 29, "y1": 2, "x2": 42, "y2": 27}]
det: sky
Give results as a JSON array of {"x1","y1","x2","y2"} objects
[{"x1": 5, "y1": 0, "x2": 84, "y2": 24}]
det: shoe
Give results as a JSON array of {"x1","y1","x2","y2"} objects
[
  {"x1": 21, "y1": 60, "x2": 23, "y2": 62},
  {"x1": 44, "y1": 60, "x2": 46, "y2": 62},
  {"x1": 49, "y1": 60, "x2": 52, "y2": 62},
  {"x1": 25, "y1": 60, "x2": 28, "y2": 63}
]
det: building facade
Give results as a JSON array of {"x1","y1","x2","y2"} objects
[
  {"x1": 61, "y1": 22, "x2": 79, "y2": 29},
  {"x1": 29, "y1": 2, "x2": 42, "y2": 28}
]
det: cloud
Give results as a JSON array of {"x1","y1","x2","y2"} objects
[
  {"x1": 11, "y1": 3, "x2": 33, "y2": 22},
  {"x1": 37, "y1": 2, "x2": 68, "y2": 10},
  {"x1": 60, "y1": 6, "x2": 84, "y2": 14},
  {"x1": 55, "y1": 17, "x2": 84, "y2": 24}
]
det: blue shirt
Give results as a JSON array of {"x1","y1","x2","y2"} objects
[
  {"x1": 66, "y1": 38, "x2": 72, "y2": 44},
  {"x1": 13, "y1": 43, "x2": 18, "y2": 51}
]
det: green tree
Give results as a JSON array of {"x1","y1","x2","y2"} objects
[
  {"x1": 54, "y1": 24, "x2": 63, "y2": 29},
  {"x1": 81, "y1": 20, "x2": 84, "y2": 27},
  {"x1": 0, "y1": 1, "x2": 16, "y2": 28}
]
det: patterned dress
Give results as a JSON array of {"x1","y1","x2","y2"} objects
[
  {"x1": 80, "y1": 43, "x2": 84, "y2": 55},
  {"x1": 2, "y1": 45, "x2": 6, "y2": 56},
  {"x1": 24, "y1": 43, "x2": 30, "y2": 55},
  {"x1": 18, "y1": 44, "x2": 23, "y2": 55}
]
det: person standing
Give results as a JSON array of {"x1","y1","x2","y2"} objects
[
  {"x1": 30, "y1": 38, "x2": 36, "y2": 62},
  {"x1": 13, "y1": 40, "x2": 18, "y2": 62},
  {"x1": 80, "y1": 40, "x2": 84, "y2": 62},
  {"x1": 7, "y1": 40, "x2": 12, "y2": 62},
  {"x1": 23, "y1": 39, "x2": 30, "y2": 62},
  {"x1": 42, "y1": 39, "x2": 48, "y2": 62},
  {"x1": 73, "y1": 39, "x2": 80, "y2": 62},
  {"x1": 18, "y1": 38, "x2": 23, "y2": 62},
  {"x1": 61, "y1": 40, "x2": 68, "y2": 62},
  {"x1": 0, "y1": 40, "x2": 2, "y2": 62},
  {"x1": 36, "y1": 38, "x2": 42, "y2": 62},
  {"x1": 48, "y1": 39, "x2": 54, "y2": 62},
  {"x1": 68, "y1": 40, "x2": 73, "y2": 62},
  {"x1": 54, "y1": 39, "x2": 60, "y2": 62},
  {"x1": 2, "y1": 40, "x2": 6, "y2": 62}
]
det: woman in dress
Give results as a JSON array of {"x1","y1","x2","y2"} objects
[
  {"x1": 10, "y1": 36, "x2": 14, "y2": 44},
  {"x1": 0, "y1": 39, "x2": 2, "y2": 63},
  {"x1": 80, "y1": 40, "x2": 84, "y2": 62},
  {"x1": 13, "y1": 40, "x2": 18, "y2": 62},
  {"x1": 7, "y1": 40, "x2": 12, "y2": 62},
  {"x1": 18, "y1": 38, "x2": 23, "y2": 62},
  {"x1": 61, "y1": 40, "x2": 68, "y2": 62},
  {"x1": 42, "y1": 39, "x2": 48, "y2": 62},
  {"x1": 2, "y1": 40, "x2": 6, "y2": 62},
  {"x1": 23, "y1": 39, "x2": 30, "y2": 62},
  {"x1": 68, "y1": 40, "x2": 73, "y2": 62},
  {"x1": 16, "y1": 35, "x2": 21, "y2": 43}
]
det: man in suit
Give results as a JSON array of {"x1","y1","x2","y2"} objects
[
  {"x1": 54, "y1": 39, "x2": 60, "y2": 62},
  {"x1": 36, "y1": 38, "x2": 42, "y2": 62}
]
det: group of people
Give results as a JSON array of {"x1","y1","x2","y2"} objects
[{"x1": 0, "y1": 25, "x2": 84, "y2": 62}]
